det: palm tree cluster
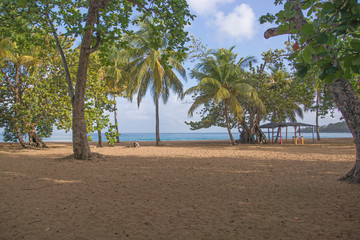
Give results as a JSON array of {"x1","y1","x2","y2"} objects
[{"x1": 185, "y1": 47, "x2": 264, "y2": 145}]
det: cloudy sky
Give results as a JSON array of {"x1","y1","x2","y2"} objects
[{"x1": 114, "y1": 0, "x2": 343, "y2": 133}]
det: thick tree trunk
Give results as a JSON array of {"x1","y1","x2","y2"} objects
[
  {"x1": 72, "y1": 0, "x2": 105, "y2": 159},
  {"x1": 114, "y1": 95, "x2": 120, "y2": 143},
  {"x1": 239, "y1": 118, "x2": 251, "y2": 143},
  {"x1": 28, "y1": 127, "x2": 47, "y2": 148},
  {"x1": 224, "y1": 103, "x2": 236, "y2": 145},
  {"x1": 255, "y1": 124, "x2": 267, "y2": 144},
  {"x1": 155, "y1": 94, "x2": 161, "y2": 146},
  {"x1": 315, "y1": 90, "x2": 321, "y2": 141},
  {"x1": 72, "y1": 89, "x2": 91, "y2": 159},
  {"x1": 326, "y1": 78, "x2": 360, "y2": 183},
  {"x1": 72, "y1": 44, "x2": 91, "y2": 159}
]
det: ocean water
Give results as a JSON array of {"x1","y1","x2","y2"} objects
[{"x1": 0, "y1": 131, "x2": 353, "y2": 143}]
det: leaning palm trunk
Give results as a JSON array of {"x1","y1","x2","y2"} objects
[
  {"x1": 113, "y1": 95, "x2": 120, "y2": 143},
  {"x1": 155, "y1": 94, "x2": 161, "y2": 146},
  {"x1": 224, "y1": 102, "x2": 236, "y2": 145}
]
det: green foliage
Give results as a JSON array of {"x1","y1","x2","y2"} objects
[
  {"x1": 185, "y1": 100, "x2": 236, "y2": 130},
  {"x1": 301, "y1": 121, "x2": 350, "y2": 133},
  {"x1": 249, "y1": 49, "x2": 313, "y2": 123},
  {"x1": 0, "y1": 0, "x2": 194, "y2": 62},
  {"x1": 186, "y1": 47, "x2": 314, "y2": 144},
  {"x1": 122, "y1": 18, "x2": 187, "y2": 144},
  {"x1": 125, "y1": 18, "x2": 187, "y2": 106},
  {"x1": 0, "y1": 35, "x2": 70, "y2": 142},
  {"x1": 55, "y1": 51, "x2": 115, "y2": 136},
  {"x1": 1, "y1": 0, "x2": 194, "y2": 153},
  {"x1": 186, "y1": 47, "x2": 266, "y2": 144},
  {"x1": 263, "y1": 0, "x2": 360, "y2": 85},
  {"x1": 186, "y1": 47, "x2": 261, "y2": 120},
  {"x1": 105, "y1": 124, "x2": 120, "y2": 146}
]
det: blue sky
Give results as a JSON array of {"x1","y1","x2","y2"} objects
[{"x1": 113, "y1": 0, "x2": 343, "y2": 133}]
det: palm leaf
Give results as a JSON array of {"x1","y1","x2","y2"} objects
[
  {"x1": 213, "y1": 87, "x2": 230, "y2": 103},
  {"x1": 188, "y1": 94, "x2": 214, "y2": 117}
]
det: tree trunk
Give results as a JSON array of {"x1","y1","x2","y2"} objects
[
  {"x1": 255, "y1": 124, "x2": 267, "y2": 144},
  {"x1": 16, "y1": 128, "x2": 29, "y2": 148},
  {"x1": 327, "y1": 78, "x2": 360, "y2": 183},
  {"x1": 114, "y1": 95, "x2": 120, "y2": 143},
  {"x1": 155, "y1": 94, "x2": 161, "y2": 146},
  {"x1": 249, "y1": 113, "x2": 256, "y2": 143},
  {"x1": 239, "y1": 118, "x2": 250, "y2": 143},
  {"x1": 72, "y1": 0, "x2": 104, "y2": 159},
  {"x1": 315, "y1": 90, "x2": 321, "y2": 141},
  {"x1": 224, "y1": 102, "x2": 236, "y2": 145},
  {"x1": 274, "y1": 126, "x2": 281, "y2": 144},
  {"x1": 97, "y1": 129, "x2": 102, "y2": 147},
  {"x1": 32, "y1": 130, "x2": 48, "y2": 148},
  {"x1": 72, "y1": 86, "x2": 91, "y2": 159}
]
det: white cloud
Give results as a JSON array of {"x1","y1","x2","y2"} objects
[
  {"x1": 187, "y1": 0, "x2": 234, "y2": 15},
  {"x1": 212, "y1": 4, "x2": 256, "y2": 42}
]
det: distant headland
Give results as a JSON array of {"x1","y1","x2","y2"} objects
[{"x1": 301, "y1": 121, "x2": 350, "y2": 133}]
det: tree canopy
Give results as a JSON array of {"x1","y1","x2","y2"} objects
[
  {"x1": 0, "y1": 0, "x2": 194, "y2": 159},
  {"x1": 261, "y1": 0, "x2": 360, "y2": 183}
]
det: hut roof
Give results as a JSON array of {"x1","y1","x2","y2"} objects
[{"x1": 259, "y1": 122, "x2": 315, "y2": 128}]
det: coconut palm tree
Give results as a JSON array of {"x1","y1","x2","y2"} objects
[
  {"x1": 267, "y1": 68, "x2": 305, "y2": 123},
  {"x1": 126, "y1": 19, "x2": 186, "y2": 146},
  {"x1": 186, "y1": 47, "x2": 263, "y2": 145},
  {"x1": 103, "y1": 48, "x2": 132, "y2": 143}
]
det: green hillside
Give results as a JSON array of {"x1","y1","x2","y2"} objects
[{"x1": 302, "y1": 121, "x2": 350, "y2": 133}]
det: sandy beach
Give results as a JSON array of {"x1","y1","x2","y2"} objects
[{"x1": 1, "y1": 138, "x2": 359, "y2": 240}]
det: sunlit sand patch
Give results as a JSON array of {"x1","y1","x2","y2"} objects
[
  {"x1": 320, "y1": 171, "x2": 339, "y2": 175},
  {"x1": 40, "y1": 177, "x2": 82, "y2": 184},
  {"x1": 1, "y1": 171, "x2": 26, "y2": 176},
  {"x1": 224, "y1": 170, "x2": 262, "y2": 174}
]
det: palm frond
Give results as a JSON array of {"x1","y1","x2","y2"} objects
[
  {"x1": 188, "y1": 94, "x2": 214, "y2": 117},
  {"x1": 199, "y1": 77, "x2": 221, "y2": 89},
  {"x1": 213, "y1": 87, "x2": 230, "y2": 103},
  {"x1": 136, "y1": 71, "x2": 151, "y2": 107},
  {"x1": 227, "y1": 95, "x2": 244, "y2": 120}
]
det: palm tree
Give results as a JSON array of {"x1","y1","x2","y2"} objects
[
  {"x1": 186, "y1": 47, "x2": 263, "y2": 145},
  {"x1": 103, "y1": 48, "x2": 131, "y2": 143},
  {"x1": 126, "y1": 19, "x2": 186, "y2": 146},
  {"x1": 267, "y1": 68, "x2": 305, "y2": 123}
]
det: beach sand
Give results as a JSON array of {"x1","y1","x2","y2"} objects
[{"x1": 0, "y1": 138, "x2": 359, "y2": 240}]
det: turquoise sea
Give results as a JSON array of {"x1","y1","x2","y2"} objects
[{"x1": 0, "y1": 131, "x2": 353, "y2": 142}]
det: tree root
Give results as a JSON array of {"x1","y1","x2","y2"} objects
[
  {"x1": 59, "y1": 152, "x2": 106, "y2": 161},
  {"x1": 338, "y1": 166, "x2": 360, "y2": 184}
]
